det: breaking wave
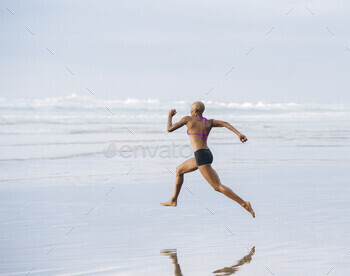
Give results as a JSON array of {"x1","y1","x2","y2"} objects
[{"x1": 0, "y1": 93, "x2": 349, "y2": 112}]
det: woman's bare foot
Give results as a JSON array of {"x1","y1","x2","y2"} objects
[
  {"x1": 242, "y1": 201, "x2": 255, "y2": 218},
  {"x1": 161, "y1": 200, "x2": 177, "y2": 207}
]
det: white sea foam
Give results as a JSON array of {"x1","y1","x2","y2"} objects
[
  {"x1": 0, "y1": 94, "x2": 349, "y2": 112},
  {"x1": 0, "y1": 94, "x2": 349, "y2": 137}
]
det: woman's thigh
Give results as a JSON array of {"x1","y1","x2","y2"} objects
[
  {"x1": 198, "y1": 164, "x2": 221, "y2": 189},
  {"x1": 177, "y1": 157, "x2": 198, "y2": 174}
]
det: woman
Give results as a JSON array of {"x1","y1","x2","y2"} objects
[{"x1": 161, "y1": 101, "x2": 255, "y2": 218}]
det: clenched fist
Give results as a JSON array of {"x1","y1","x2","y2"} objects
[
  {"x1": 239, "y1": 134, "x2": 248, "y2": 143},
  {"x1": 168, "y1": 109, "x2": 177, "y2": 117}
]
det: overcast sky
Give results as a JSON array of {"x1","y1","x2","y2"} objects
[{"x1": 1, "y1": 0, "x2": 350, "y2": 103}]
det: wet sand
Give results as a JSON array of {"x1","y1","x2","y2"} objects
[{"x1": 0, "y1": 162, "x2": 349, "y2": 275}]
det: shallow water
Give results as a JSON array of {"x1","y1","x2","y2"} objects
[{"x1": 0, "y1": 96, "x2": 349, "y2": 275}]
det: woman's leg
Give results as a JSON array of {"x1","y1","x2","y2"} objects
[
  {"x1": 161, "y1": 157, "x2": 198, "y2": 206},
  {"x1": 198, "y1": 164, "x2": 255, "y2": 217}
]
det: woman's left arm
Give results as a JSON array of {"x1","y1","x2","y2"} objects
[{"x1": 167, "y1": 109, "x2": 190, "y2": 132}]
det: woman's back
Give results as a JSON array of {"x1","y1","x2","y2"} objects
[{"x1": 186, "y1": 115, "x2": 212, "y2": 151}]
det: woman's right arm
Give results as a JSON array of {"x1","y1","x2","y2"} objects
[{"x1": 211, "y1": 119, "x2": 248, "y2": 143}]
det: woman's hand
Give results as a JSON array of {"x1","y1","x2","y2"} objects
[
  {"x1": 168, "y1": 109, "x2": 177, "y2": 117},
  {"x1": 239, "y1": 133, "x2": 248, "y2": 143}
]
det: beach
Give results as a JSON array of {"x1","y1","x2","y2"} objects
[{"x1": 1, "y1": 95, "x2": 349, "y2": 275}]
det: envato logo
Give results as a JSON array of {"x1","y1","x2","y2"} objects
[{"x1": 103, "y1": 141, "x2": 192, "y2": 159}]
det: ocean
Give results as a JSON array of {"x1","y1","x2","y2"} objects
[{"x1": 0, "y1": 94, "x2": 349, "y2": 275}]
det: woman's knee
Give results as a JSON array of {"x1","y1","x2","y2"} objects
[
  {"x1": 212, "y1": 184, "x2": 220, "y2": 192},
  {"x1": 212, "y1": 183, "x2": 222, "y2": 192},
  {"x1": 176, "y1": 166, "x2": 183, "y2": 176}
]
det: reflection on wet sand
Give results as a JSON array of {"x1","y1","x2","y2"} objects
[
  {"x1": 161, "y1": 249, "x2": 183, "y2": 276},
  {"x1": 161, "y1": 246, "x2": 255, "y2": 276},
  {"x1": 212, "y1": 246, "x2": 255, "y2": 275}
]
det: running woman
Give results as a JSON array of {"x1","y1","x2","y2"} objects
[{"x1": 161, "y1": 101, "x2": 255, "y2": 218}]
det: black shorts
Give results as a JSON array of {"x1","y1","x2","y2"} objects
[{"x1": 194, "y1": 148, "x2": 213, "y2": 166}]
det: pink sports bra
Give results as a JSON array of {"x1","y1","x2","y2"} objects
[{"x1": 187, "y1": 116, "x2": 208, "y2": 141}]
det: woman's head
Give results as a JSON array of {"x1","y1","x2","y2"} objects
[{"x1": 190, "y1": 101, "x2": 205, "y2": 116}]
